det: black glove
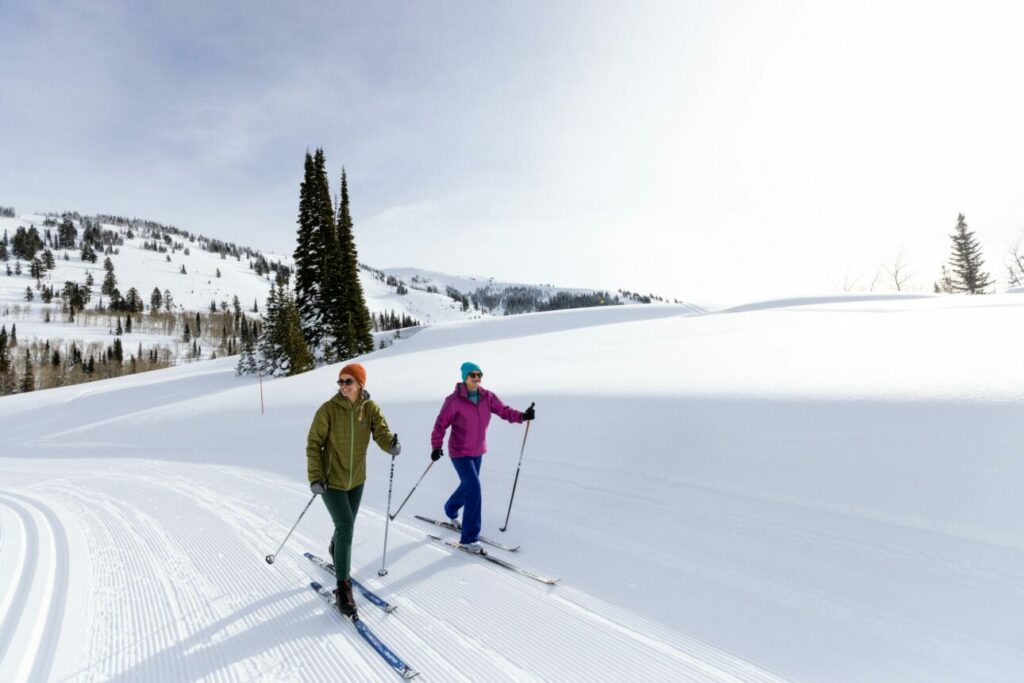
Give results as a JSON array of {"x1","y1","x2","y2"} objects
[
  {"x1": 430, "y1": 447, "x2": 444, "y2": 461},
  {"x1": 522, "y1": 402, "x2": 535, "y2": 421},
  {"x1": 310, "y1": 480, "x2": 327, "y2": 495},
  {"x1": 388, "y1": 434, "x2": 401, "y2": 456}
]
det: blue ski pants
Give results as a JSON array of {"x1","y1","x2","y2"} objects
[{"x1": 444, "y1": 455, "x2": 483, "y2": 544}]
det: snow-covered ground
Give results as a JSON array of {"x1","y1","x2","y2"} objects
[{"x1": 2, "y1": 293, "x2": 1024, "y2": 681}]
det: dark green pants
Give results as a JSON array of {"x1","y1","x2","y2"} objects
[{"x1": 321, "y1": 484, "x2": 364, "y2": 580}]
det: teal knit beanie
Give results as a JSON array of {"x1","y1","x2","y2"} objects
[{"x1": 461, "y1": 361, "x2": 482, "y2": 381}]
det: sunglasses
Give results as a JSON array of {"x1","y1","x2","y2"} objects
[
  {"x1": 337, "y1": 378, "x2": 357, "y2": 386},
  {"x1": 467, "y1": 372, "x2": 483, "y2": 380}
]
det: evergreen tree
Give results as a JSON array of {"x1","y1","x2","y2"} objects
[
  {"x1": 255, "y1": 283, "x2": 312, "y2": 376},
  {"x1": 943, "y1": 213, "x2": 993, "y2": 294},
  {"x1": 332, "y1": 167, "x2": 375, "y2": 358},
  {"x1": 11, "y1": 226, "x2": 43, "y2": 260},
  {"x1": 279, "y1": 288, "x2": 314, "y2": 376},
  {"x1": 126, "y1": 315, "x2": 132, "y2": 333},
  {"x1": 293, "y1": 149, "x2": 333, "y2": 352},
  {"x1": 183, "y1": 321, "x2": 191, "y2": 343},
  {"x1": 102, "y1": 270, "x2": 117, "y2": 296},
  {"x1": 125, "y1": 287, "x2": 143, "y2": 313},
  {"x1": 19, "y1": 349, "x2": 34, "y2": 392},
  {"x1": 24, "y1": 286, "x2": 33, "y2": 302},
  {"x1": 112, "y1": 338, "x2": 124, "y2": 363},
  {"x1": 81, "y1": 242, "x2": 97, "y2": 263},
  {"x1": 257, "y1": 283, "x2": 284, "y2": 375},
  {"x1": 236, "y1": 317, "x2": 259, "y2": 375},
  {"x1": 0, "y1": 327, "x2": 14, "y2": 395},
  {"x1": 58, "y1": 217, "x2": 77, "y2": 248},
  {"x1": 0, "y1": 241, "x2": 7, "y2": 261},
  {"x1": 151, "y1": 287, "x2": 163, "y2": 312}
]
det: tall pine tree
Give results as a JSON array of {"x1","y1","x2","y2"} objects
[
  {"x1": 334, "y1": 168, "x2": 374, "y2": 358},
  {"x1": 293, "y1": 151, "x2": 325, "y2": 350},
  {"x1": 942, "y1": 213, "x2": 993, "y2": 294},
  {"x1": 311, "y1": 150, "x2": 346, "y2": 362},
  {"x1": 291, "y1": 150, "x2": 374, "y2": 364}
]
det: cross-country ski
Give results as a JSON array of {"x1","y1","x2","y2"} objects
[
  {"x1": 426, "y1": 534, "x2": 560, "y2": 585},
  {"x1": 414, "y1": 514, "x2": 521, "y2": 551},
  {"x1": 304, "y1": 552, "x2": 398, "y2": 612},
  {"x1": 309, "y1": 581, "x2": 419, "y2": 679}
]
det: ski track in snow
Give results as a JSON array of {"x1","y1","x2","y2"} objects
[
  {"x1": 0, "y1": 491, "x2": 69, "y2": 683},
  {"x1": 0, "y1": 462, "x2": 781, "y2": 682}
]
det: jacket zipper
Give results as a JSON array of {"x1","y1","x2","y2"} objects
[
  {"x1": 348, "y1": 405, "x2": 355, "y2": 489},
  {"x1": 471, "y1": 392, "x2": 482, "y2": 455}
]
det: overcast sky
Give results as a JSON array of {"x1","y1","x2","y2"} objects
[{"x1": 3, "y1": 1, "x2": 1024, "y2": 303}]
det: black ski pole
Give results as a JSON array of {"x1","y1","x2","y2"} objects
[
  {"x1": 266, "y1": 492, "x2": 317, "y2": 564},
  {"x1": 500, "y1": 408, "x2": 533, "y2": 532},
  {"x1": 389, "y1": 459, "x2": 436, "y2": 521},
  {"x1": 379, "y1": 452, "x2": 397, "y2": 576}
]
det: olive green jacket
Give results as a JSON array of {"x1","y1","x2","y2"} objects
[{"x1": 307, "y1": 391, "x2": 394, "y2": 491}]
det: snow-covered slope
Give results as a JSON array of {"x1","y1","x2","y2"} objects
[
  {"x1": 380, "y1": 266, "x2": 685, "y2": 313},
  {"x1": 0, "y1": 214, "x2": 483, "y2": 362},
  {"x1": 2, "y1": 213, "x2": 679, "y2": 367},
  {"x1": 2, "y1": 293, "x2": 1024, "y2": 681}
]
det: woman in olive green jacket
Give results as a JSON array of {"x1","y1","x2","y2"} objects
[{"x1": 307, "y1": 362, "x2": 400, "y2": 619}]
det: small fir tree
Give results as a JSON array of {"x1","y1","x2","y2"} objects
[{"x1": 942, "y1": 213, "x2": 993, "y2": 294}]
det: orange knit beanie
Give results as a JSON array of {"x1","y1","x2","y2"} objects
[{"x1": 339, "y1": 363, "x2": 367, "y2": 386}]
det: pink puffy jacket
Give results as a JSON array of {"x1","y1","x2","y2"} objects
[{"x1": 431, "y1": 383, "x2": 523, "y2": 457}]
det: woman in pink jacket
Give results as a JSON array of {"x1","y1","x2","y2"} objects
[{"x1": 430, "y1": 361, "x2": 535, "y2": 551}]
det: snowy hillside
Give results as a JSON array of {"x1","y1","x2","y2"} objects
[
  {"x1": 380, "y1": 267, "x2": 690, "y2": 314},
  {"x1": 2, "y1": 293, "x2": 1024, "y2": 681},
  {"x1": 0, "y1": 213, "x2": 668, "y2": 374},
  {"x1": 0, "y1": 213, "x2": 482, "y2": 367}
]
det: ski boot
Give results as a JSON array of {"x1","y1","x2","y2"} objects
[{"x1": 335, "y1": 578, "x2": 358, "y2": 620}]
